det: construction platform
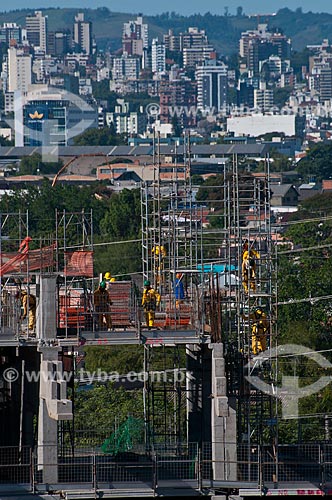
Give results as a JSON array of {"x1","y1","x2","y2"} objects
[{"x1": 0, "y1": 329, "x2": 210, "y2": 347}]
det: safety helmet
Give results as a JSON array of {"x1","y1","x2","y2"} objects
[
  {"x1": 254, "y1": 307, "x2": 263, "y2": 315},
  {"x1": 144, "y1": 280, "x2": 150, "y2": 287},
  {"x1": 176, "y1": 273, "x2": 182, "y2": 279},
  {"x1": 104, "y1": 272, "x2": 111, "y2": 280},
  {"x1": 99, "y1": 281, "x2": 106, "y2": 289},
  {"x1": 21, "y1": 290, "x2": 27, "y2": 295}
]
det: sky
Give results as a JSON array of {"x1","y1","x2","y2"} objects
[{"x1": 1, "y1": 0, "x2": 332, "y2": 15}]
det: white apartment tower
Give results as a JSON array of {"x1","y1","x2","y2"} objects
[
  {"x1": 196, "y1": 62, "x2": 228, "y2": 112},
  {"x1": 74, "y1": 13, "x2": 92, "y2": 55},
  {"x1": 8, "y1": 47, "x2": 32, "y2": 92},
  {"x1": 25, "y1": 11, "x2": 48, "y2": 52},
  {"x1": 151, "y1": 38, "x2": 166, "y2": 74},
  {"x1": 123, "y1": 15, "x2": 148, "y2": 49}
]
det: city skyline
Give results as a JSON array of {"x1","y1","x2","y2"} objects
[{"x1": 0, "y1": 0, "x2": 332, "y2": 15}]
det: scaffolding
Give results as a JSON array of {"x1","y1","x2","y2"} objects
[
  {"x1": 140, "y1": 136, "x2": 204, "y2": 333},
  {"x1": 219, "y1": 154, "x2": 278, "y2": 449},
  {"x1": 140, "y1": 135, "x2": 208, "y2": 446}
]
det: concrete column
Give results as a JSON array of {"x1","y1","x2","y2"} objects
[
  {"x1": 37, "y1": 347, "x2": 59, "y2": 485},
  {"x1": 186, "y1": 344, "x2": 211, "y2": 443},
  {"x1": 36, "y1": 277, "x2": 73, "y2": 486},
  {"x1": 211, "y1": 343, "x2": 237, "y2": 481},
  {"x1": 36, "y1": 275, "x2": 57, "y2": 341}
]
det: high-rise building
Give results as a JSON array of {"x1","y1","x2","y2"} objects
[
  {"x1": 151, "y1": 39, "x2": 166, "y2": 74},
  {"x1": 163, "y1": 30, "x2": 182, "y2": 52},
  {"x1": 47, "y1": 30, "x2": 72, "y2": 56},
  {"x1": 254, "y1": 88, "x2": 274, "y2": 111},
  {"x1": 123, "y1": 15, "x2": 148, "y2": 48},
  {"x1": 182, "y1": 27, "x2": 209, "y2": 49},
  {"x1": 0, "y1": 23, "x2": 22, "y2": 46},
  {"x1": 196, "y1": 62, "x2": 228, "y2": 112},
  {"x1": 15, "y1": 84, "x2": 97, "y2": 147},
  {"x1": 73, "y1": 13, "x2": 92, "y2": 55},
  {"x1": 159, "y1": 79, "x2": 197, "y2": 128},
  {"x1": 122, "y1": 15, "x2": 148, "y2": 56},
  {"x1": 8, "y1": 46, "x2": 32, "y2": 92},
  {"x1": 25, "y1": 11, "x2": 48, "y2": 52},
  {"x1": 319, "y1": 65, "x2": 332, "y2": 102},
  {"x1": 112, "y1": 54, "x2": 141, "y2": 81},
  {"x1": 237, "y1": 79, "x2": 259, "y2": 108},
  {"x1": 240, "y1": 24, "x2": 291, "y2": 76},
  {"x1": 183, "y1": 47, "x2": 216, "y2": 69}
]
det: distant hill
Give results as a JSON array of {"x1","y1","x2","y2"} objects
[{"x1": 0, "y1": 7, "x2": 332, "y2": 54}]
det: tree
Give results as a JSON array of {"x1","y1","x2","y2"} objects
[
  {"x1": 91, "y1": 80, "x2": 118, "y2": 109},
  {"x1": 236, "y1": 6, "x2": 243, "y2": 17},
  {"x1": 73, "y1": 127, "x2": 125, "y2": 146},
  {"x1": 97, "y1": 188, "x2": 142, "y2": 275},
  {"x1": 100, "y1": 189, "x2": 141, "y2": 240},
  {"x1": 74, "y1": 384, "x2": 144, "y2": 430},
  {"x1": 297, "y1": 143, "x2": 332, "y2": 182},
  {"x1": 0, "y1": 181, "x2": 109, "y2": 240},
  {"x1": 291, "y1": 48, "x2": 310, "y2": 81},
  {"x1": 16, "y1": 153, "x2": 62, "y2": 176},
  {"x1": 171, "y1": 114, "x2": 182, "y2": 137},
  {"x1": 273, "y1": 87, "x2": 292, "y2": 108},
  {"x1": 84, "y1": 345, "x2": 144, "y2": 373},
  {"x1": 0, "y1": 130, "x2": 13, "y2": 145},
  {"x1": 191, "y1": 174, "x2": 204, "y2": 185}
]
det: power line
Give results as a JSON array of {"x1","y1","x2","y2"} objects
[
  {"x1": 277, "y1": 294, "x2": 332, "y2": 305},
  {"x1": 93, "y1": 239, "x2": 141, "y2": 246},
  {"x1": 278, "y1": 242, "x2": 332, "y2": 255}
]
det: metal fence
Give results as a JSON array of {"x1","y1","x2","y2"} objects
[{"x1": 1, "y1": 442, "x2": 331, "y2": 493}]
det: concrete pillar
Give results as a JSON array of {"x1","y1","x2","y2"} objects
[
  {"x1": 36, "y1": 275, "x2": 57, "y2": 340},
  {"x1": 186, "y1": 344, "x2": 211, "y2": 443},
  {"x1": 211, "y1": 343, "x2": 237, "y2": 481},
  {"x1": 37, "y1": 277, "x2": 73, "y2": 486},
  {"x1": 37, "y1": 347, "x2": 59, "y2": 485}
]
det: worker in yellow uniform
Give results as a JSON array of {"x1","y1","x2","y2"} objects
[
  {"x1": 242, "y1": 245, "x2": 260, "y2": 293},
  {"x1": 242, "y1": 307, "x2": 269, "y2": 355},
  {"x1": 142, "y1": 280, "x2": 160, "y2": 329},
  {"x1": 152, "y1": 239, "x2": 166, "y2": 284},
  {"x1": 94, "y1": 281, "x2": 112, "y2": 331},
  {"x1": 104, "y1": 272, "x2": 116, "y2": 291},
  {"x1": 20, "y1": 290, "x2": 37, "y2": 332}
]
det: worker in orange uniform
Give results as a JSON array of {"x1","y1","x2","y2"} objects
[
  {"x1": 94, "y1": 281, "x2": 112, "y2": 331},
  {"x1": 242, "y1": 244, "x2": 260, "y2": 293},
  {"x1": 152, "y1": 239, "x2": 166, "y2": 284},
  {"x1": 242, "y1": 307, "x2": 269, "y2": 355},
  {"x1": 20, "y1": 290, "x2": 37, "y2": 332},
  {"x1": 142, "y1": 280, "x2": 160, "y2": 329}
]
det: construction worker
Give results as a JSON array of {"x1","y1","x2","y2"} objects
[
  {"x1": 104, "y1": 272, "x2": 116, "y2": 290},
  {"x1": 242, "y1": 307, "x2": 268, "y2": 355},
  {"x1": 20, "y1": 290, "x2": 37, "y2": 332},
  {"x1": 242, "y1": 244, "x2": 260, "y2": 293},
  {"x1": 152, "y1": 239, "x2": 166, "y2": 284},
  {"x1": 94, "y1": 281, "x2": 112, "y2": 331},
  {"x1": 174, "y1": 273, "x2": 185, "y2": 309},
  {"x1": 142, "y1": 280, "x2": 160, "y2": 329}
]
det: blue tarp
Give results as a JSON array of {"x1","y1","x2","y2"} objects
[{"x1": 197, "y1": 264, "x2": 238, "y2": 273}]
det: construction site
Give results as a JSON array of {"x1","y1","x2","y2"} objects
[{"x1": 0, "y1": 139, "x2": 331, "y2": 499}]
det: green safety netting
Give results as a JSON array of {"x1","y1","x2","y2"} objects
[{"x1": 101, "y1": 416, "x2": 145, "y2": 455}]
